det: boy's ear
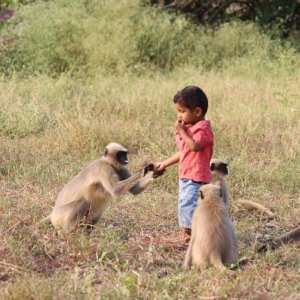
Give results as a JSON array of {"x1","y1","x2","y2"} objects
[{"x1": 194, "y1": 107, "x2": 202, "y2": 117}]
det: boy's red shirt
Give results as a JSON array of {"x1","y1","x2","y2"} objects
[{"x1": 176, "y1": 120, "x2": 214, "y2": 183}]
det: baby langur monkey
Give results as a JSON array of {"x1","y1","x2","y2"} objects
[
  {"x1": 210, "y1": 159, "x2": 230, "y2": 209},
  {"x1": 49, "y1": 143, "x2": 156, "y2": 231},
  {"x1": 183, "y1": 184, "x2": 238, "y2": 270}
]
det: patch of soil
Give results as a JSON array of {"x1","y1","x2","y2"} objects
[{"x1": 0, "y1": 8, "x2": 14, "y2": 24}]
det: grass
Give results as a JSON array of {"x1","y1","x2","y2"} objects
[
  {"x1": 0, "y1": 67, "x2": 299, "y2": 299},
  {"x1": 0, "y1": 0, "x2": 300, "y2": 298}
]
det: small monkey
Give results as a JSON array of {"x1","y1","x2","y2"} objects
[
  {"x1": 210, "y1": 159, "x2": 230, "y2": 209},
  {"x1": 183, "y1": 184, "x2": 238, "y2": 270},
  {"x1": 49, "y1": 143, "x2": 155, "y2": 230}
]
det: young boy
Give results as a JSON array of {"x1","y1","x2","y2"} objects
[{"x1": 155, "y1": 86, "x2": 214, "y2": 242}]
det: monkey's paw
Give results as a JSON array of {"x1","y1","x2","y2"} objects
[{"x1": 143, "y1": 163, "x2": 165, "y2": 178}]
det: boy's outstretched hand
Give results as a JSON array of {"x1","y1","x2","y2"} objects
[{"x1": 153, "y1": 162, "x2": 166, "y2": 172}]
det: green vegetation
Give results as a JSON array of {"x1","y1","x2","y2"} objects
[
  {"x1": 147, "y1": 0, "x2": 300, "y2": 40},
  {"x1": 1, "y1": 0, "x2": 299, "y2": 77},
  {"x1": 0, "y1": 0, "x2": 299, "y2": 299}
]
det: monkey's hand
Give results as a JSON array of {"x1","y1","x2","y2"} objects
[
  {"x1": 143, "y1": 163, "x2": 154, "y2": 175},
  {"x1": 143, "y1": 163, "x2": 165, "y2": 178},
  {"x1": 129, "y1": 170, "x2": 154, "y2": 195},
  {"x1": 153, "y1": 169, "x2": 165, "y2": 178},
  {"x1": 136, "y1": 170, "x2": 155, "y2": 187}
]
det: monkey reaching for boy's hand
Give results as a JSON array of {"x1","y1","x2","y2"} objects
[{"x1": 49, "y1": 143, "x2": 156, "y2": 231}]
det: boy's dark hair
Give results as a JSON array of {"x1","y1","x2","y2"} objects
[{"x1": 173, "y1": 86, "x2": 208, "y2": 115}]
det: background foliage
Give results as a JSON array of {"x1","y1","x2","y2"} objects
[
  {"x1": 0, "y1": 0, "x2": 299, "y2": 77},
  {"x1": 146, "y1": 0, "x2": 300, "y2": 39},
  {"x1": 0, "y1": 0, "x2": 299, "y2": 298}
]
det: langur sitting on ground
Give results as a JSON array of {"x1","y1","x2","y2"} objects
[
  {"x1": 49, "y1": 143, "x2": 160, "y2": 231},
  {"x1": 183, "y1": 184, "x2": 238, "y2": 270}
]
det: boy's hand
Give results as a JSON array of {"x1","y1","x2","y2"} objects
[
  {"x1": 153, "y1": 163, "x2": 166, "y2": 178},
  {"x1": 154, "y1": 162, "x2": 166, "y2": 172},
  {"x1": 175, "y1": 119, "x2": 185, "y2": 132}
]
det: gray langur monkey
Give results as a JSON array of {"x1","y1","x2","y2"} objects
[
  {"x1": 183, "y1": 184, "x2": 238, "y2": 270},
  {"x1": 210, "y1": 159, "x2": 230, "y2": 209},
  {"x1": 49, "y1": 143, "x2": 155, "y2": 231}
]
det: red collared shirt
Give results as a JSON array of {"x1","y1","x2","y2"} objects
[{"x1": 176, "y1": 120, "x2": 214, "y2": 183}]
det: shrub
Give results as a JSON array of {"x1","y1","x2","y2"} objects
[{"x1": 0, "y1": 0, "x2": 299, "y2": 77}]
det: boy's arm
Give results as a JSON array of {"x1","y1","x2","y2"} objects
[
  {"x1": 176, "y1": 121, "x2": 201, "y2": 152},
  {"x1": 154, "y1": 152, "x2": 180, "y2": 171}
]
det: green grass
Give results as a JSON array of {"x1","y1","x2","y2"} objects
[{"x1": 0, "y1": 0, "x2": 299, "y2": 298}]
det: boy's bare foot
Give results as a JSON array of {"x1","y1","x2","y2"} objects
[{"x1": 183, "y1": 228, "x2": 191, "y2": 244}]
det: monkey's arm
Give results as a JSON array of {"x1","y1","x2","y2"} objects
[
  {"x1": 100, "y1": 164, "x2": 142, "y2": 197},
  {"x1": 117, "y1": 166, "x2": 155, "y2": 195},
  {"x1": 129, "y1": 171, "x2": 154, "y2": 195},
  {"x1": 221, "y1": 181, "x2": 230, "y2": 208}
]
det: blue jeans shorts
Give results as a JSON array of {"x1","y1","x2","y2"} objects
[{"x1": 178, "y1": 179, "x2": 205, "y2": 229}]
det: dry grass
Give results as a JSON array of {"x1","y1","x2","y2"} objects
[{"x1": 0, "y1": 67, "x2": 299, "y2": 299}]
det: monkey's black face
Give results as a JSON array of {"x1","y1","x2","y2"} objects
[
  {"x1": 116, "y1": 151, "x2": 129, "y2": 165},
  {"x1": 210, "y1": 162, "x2": 228, "y2": 175}
]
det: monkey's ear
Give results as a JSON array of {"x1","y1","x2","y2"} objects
[
  {"x1": 210, "y1": 163, "x2": 215, "y2": 171},
  {"x1": 200, "y1": 190, "x2": 204, "y2": 199},
  {"x1": 104, "y1": 148, "x2": 108, "y2": 156},
  {"x1": 219, "y1": 189, "x2": 222, "y2": 198}
]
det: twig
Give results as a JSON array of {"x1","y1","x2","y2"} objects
[
  {"x1": 1, "y1": 221, "x2": 22, "y2": 236},
  {"x1": 257, "y1": 226, "x2": 300, "y2": 252},
  {"x1": 0, "y1": 37, "x2": 15, "y2": 47},
  {"x1": 0, "y1": 261, "x2": 32, "y2": 274}
]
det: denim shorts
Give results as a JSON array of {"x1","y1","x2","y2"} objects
[{"x1": 178, "y1": 179, "x2": 205, "y2": 228}]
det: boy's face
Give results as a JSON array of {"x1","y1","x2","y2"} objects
[{"x1": 175, "y1": 102, "x2": 202, "y2": 125}]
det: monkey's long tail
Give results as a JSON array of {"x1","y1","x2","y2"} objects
[{"x1": 237, "y1": 199, "x2": 275, "y2": 219}]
